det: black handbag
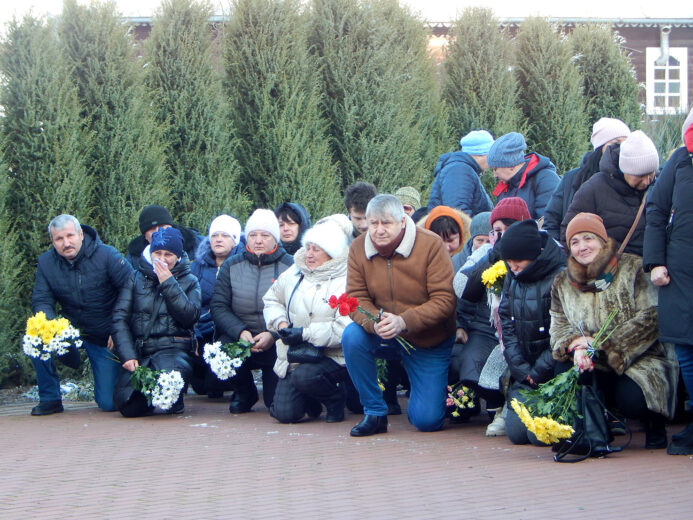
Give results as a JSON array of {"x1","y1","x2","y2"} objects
[
  {"x1": 287, "y1": 341, "x2": 325, "y2": 364},
  {"x1": 283, "y1": 274, "x2": 324, "y2": 364},
  {"x1": 553, "y1": 377, "x2": 631, "y2": 463}
]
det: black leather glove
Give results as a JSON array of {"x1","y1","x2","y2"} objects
[{"x1": 278, "y1": 327, "x2": 304, "y2": 345}]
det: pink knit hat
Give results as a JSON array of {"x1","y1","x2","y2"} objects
[
  {"x1": 590, "y1": 117, "x2": 631, "y2": 149},
  {"x1": 619, "y1": 130, "x2": 659, "y2": 176}
]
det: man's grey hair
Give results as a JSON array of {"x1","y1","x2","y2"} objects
[
  {"x1": 365, "y1": 194, "x2": 405, "y2": 222},
  {"x1": 48, "y1": 214, "x2": 81, "y2": 238}
]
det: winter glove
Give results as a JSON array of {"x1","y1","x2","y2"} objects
[{"x1": 278, "y1": 327, "x2": 304, "y2": 345}]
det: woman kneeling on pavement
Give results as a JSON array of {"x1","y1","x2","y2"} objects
[
  {"x1": 550, "y1": 213, "x2": 678, "y2": 449},
  {"x1": 263, "y1": 219, "x2": 356, "y2": 423},
  {"x1": 113, "y1": 227, "x2": 201, "y2": 417},
  {"x1": 498, "y1": 219, "x2": 566, "y2": 445}
]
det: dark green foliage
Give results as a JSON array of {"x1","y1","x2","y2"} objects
[
  {"x1": 222, "y1": 0, "x2": 340, "y2": 219},
  {"x1": 514, "y1": 18, "x2": 589, "y2": 174},
  {"x1": 58, "y1": 0, "x2": 171, "y2": 252},
  {"x1": 642, "y1": 112, "x2": 689, "y2": 161},
  {"x1": 308, "y1": 0, "x2": 448, "y2": 195},
  {"x1": 146, "y1": 0, "x2": 250, "y2": 228},
  {"x1": 0, "y1": 16, "x2": 92, "y2": 385},
  {"x1": 570, "y1": 24, "x2": 641, "y2": 131},
  {"x1": 442, "y1": 7, "x2": 524, "y2": 141}
]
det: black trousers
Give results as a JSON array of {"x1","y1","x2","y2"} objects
[
  {"x1": 231, "y1": 346, "x2": 278, "y2": 408},
  {"x1": 270, "y1": 358, "x2": 357, "y2": 423}
]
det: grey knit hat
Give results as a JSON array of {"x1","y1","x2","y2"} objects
[
  {"x1": 591, "y1": 117, "x2": 630, "y2": 149},
  {"x1": 470, "y1": 211, "x2": 492, "y2": 238},
  {"x1": 487, "y1": 132, "x2": 527, "y2": 168},
  {"x1": 619, "y1": 130, "x2": 659, "y2": 176}
]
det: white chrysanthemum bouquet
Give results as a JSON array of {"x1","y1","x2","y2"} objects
[
  {"x1": 131, "y1": 366, "x2": 185, "y2": 411},
  {"x1": 203, "y1": 340, "x2": 252, "y2": 380},
  {"x1": 22, "y1": 311, "x2": 82, "y2": 360}
]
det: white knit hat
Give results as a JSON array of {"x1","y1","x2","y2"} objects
[
  {"x1": 591, "y1": 117, "x2": 631, "y2": 149},
  {"x1": 209, "y1": 214, "x2": 241, "y2": 244},
  {"x1": 302, "y1": 220, "x2": 348, "y2": 259},
  {"x1": 619, "y1": 130, "x2": 659, "y2": 176},
  {"x1": 315, "y1": 213, "x2": 354, "y2": 245},
  {"x1": 245, "y1": 209, "x2": 280, "y2": 243}
]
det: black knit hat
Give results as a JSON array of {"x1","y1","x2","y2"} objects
[
  {"x1": 499, "y1": 219, "x2": 542, "y2": 261},
  {"x1": 139, "y1": 205, "x2": 174, "y2": 234}
]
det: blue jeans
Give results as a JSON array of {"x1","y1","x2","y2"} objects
[
  {"x1": 675, "y1": 344, "x2": 693, "y2": 410},
  {"x1": 342, "y1": 322, "x2": 453, "y2": 432},
  {"x1": 31, "y1": 340, "x2": 120, "y2": 411}
]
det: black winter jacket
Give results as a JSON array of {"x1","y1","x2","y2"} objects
[
  {"x1": 644, "y1": 146, "x2": 693, "y2": 343},
  {"x1": 500, "y1": 232, "x2": 565, "y2": 385},
  {"x1": 543, "y1": 149, "x2": 601, "y2": 241},
  {"x1": 211, "y1": 246, "x2": 293, "y2": 342},
  {"x1": 112, "y1": 255, "x2": 201, "y2": 361},
  {"x1": 561, "y1": 144, "x2": 648, "y2": 256},
  {"x1": 32, "y1": 225, "x2": 133, "y2": 346}
]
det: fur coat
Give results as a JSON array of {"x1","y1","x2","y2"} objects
[{"x1": 550, "y1": 242, "x2": 678, "y2": 418}]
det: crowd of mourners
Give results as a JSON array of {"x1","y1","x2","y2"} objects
[{"x1": 26, "y1": 107, "x2": 693, "y2": 456}]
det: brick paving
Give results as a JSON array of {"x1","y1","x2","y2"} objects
[{"x1": 1, "y1": 394, "x2": 692, "y2": 520}]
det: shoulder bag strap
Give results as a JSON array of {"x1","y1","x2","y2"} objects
[
  {"x1": 617, "y1": 194, "x2": 647, "y2": 256},
  {"x1": 285, "y1": 273, "x2": 304, "y2": 328}
]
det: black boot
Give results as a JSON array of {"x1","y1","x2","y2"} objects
[
  {"x1": 31, "y1": 401, "x2": 64, "y2": 416},
  {"x1": 323, "y1": 383, "x2": 346, "y2": 423},
  {"x1": 305, "y1": 398, "x2": 322, "y2": 419},
  {"x1": 645, "y1": 416, "x2": 668, "y2": 450},
  {"x1": 350, "y1": 415, "x2": 388, "y2": 437},
  {"x1": 229, "y1": 386, "x2": 259, "y2": 414},
  {"x1": 668, "y1": 422, "x2": 693, "y2": 455}
]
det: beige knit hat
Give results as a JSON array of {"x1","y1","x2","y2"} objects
[
  {"x1": 394, "y1": 186, "x2": 421, "y2": 210},
  {"x1": 619, "y1": 130, "x2": 659, "y2": 176}
]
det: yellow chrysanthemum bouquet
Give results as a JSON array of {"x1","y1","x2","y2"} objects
[
  {"x1": 511, "y1": 309, "x2": 620, "y2": 445},
  {"x1": 481, "y1": 260, "x2": 507, "y2": 295},
  {"x1": 22, "y1": 311, "x2": 82, "y2": 360}
]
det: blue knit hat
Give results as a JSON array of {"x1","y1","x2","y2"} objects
[
  {"x1": 470, "y1": 211, "x2": 492, "y2": 238},
  {"x1": 487, "y1": 132, "x2": 527, "y2": 168},
  {"x1": 460, "y1": 130, "x2": 494, "y2": 155},
  {"x1": 150, "y1": 227, "x2": 184, "y2": 258}
]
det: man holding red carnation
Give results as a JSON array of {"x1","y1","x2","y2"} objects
[{"x1": 342, "y1": 194, "x2": 457, "y2": 436}]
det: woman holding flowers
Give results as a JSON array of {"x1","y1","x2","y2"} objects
[
  {"x1": 112, "y1": 227, "x2": 201, "y2": 417},
  {"x1": 211, "y1": 209, "x2": 293, "y2": 414},
  {"x1": 497, "y1": 219, "x2": 566, "y2": 445},
  {"x1": 263, "y1": 219, "x2": 355, "y2": 423},
  {"x1": 550, "y1": 213, "x2": 678, "y2": 449}
]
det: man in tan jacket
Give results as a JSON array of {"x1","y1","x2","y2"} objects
[{"x1": 343, "y1": 194, "x2": 457, "y2": 436}]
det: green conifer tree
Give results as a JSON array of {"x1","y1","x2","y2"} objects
[
  {"x1": 514, "y1": 17, "x2": 589, "y2": 174},
  {"x1": 58, "y1": 0, "x2": 172, "y2": 252},
  {"x1": 442, "y1": 7, "x2": 523, "y2": 141},
  {"x1": 146, "y1": 0, "x2": 250, "y2": 229},
  {"x1": 570, "y1": 24, "x2": 642, "y2": 131},
  {"x1": 223, "y1": 0, "x2": 341, "y2": 218},
  {"x1": 308, "y1": 0, "x2": 448, "y2": 194},
  {"x1": 0, "y1": 16, "x2": 92, "y2": 383}
]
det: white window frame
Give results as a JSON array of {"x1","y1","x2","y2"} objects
[{"x1": 646, "y1": 47, "x2": 688, "y2": 115}]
